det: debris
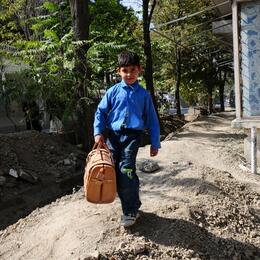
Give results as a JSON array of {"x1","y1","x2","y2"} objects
[
  {"x1": 139, "y1": 160, "x2": 160, "y2": 173},
  {"x1": 9, "y1": 169, "x2": 18, "y2": 178},
  {"x1": 19, "y1": 169, "x2": 38, "y2": 184},
  {"x1": 63, "y1": 158, "x2": 73, "y2": 166}
]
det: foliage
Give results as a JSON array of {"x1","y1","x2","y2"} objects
[
  {"x1": 151, "y1": 0, "x2": 233, "y2": 110},
  {"x1": 88, "y1": 0, "x2": 141, "y2": 89},
  {"x1": 1, "y1": 0, "x2": 141, "y2": 124},
  {"x1": 0, "y1": 0, "x2": 26, "y2": 44},
  {"x1": 0, "y1": 0, "x2": 234, "y2": 125},
  {"x1": 12, "y1": 1, "x2": 75, "y2": 120}
]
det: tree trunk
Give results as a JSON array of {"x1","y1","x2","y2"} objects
[
  {"x1": 69, "y1": 0, "x2": 92, "y2": 152},
  {"x1": 205, "y1": 72, "x2": 214, "y2": 114},
  {"x1": 219, "y1": 70, "x2": 227, "y2": 112},
  {"x1": 208, "y1": 91, "x2": 213, "y2": 114},
  {"x1": 142, "y1": 0, "x2": 158, "y2": 112},
  {"x1": 175, "y1": 48, "x2": 181, "y2": 117},
  {"x1": 207, "y1": 79, "x2": 213, "y2": 114}
]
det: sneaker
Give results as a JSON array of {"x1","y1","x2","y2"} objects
[{"x1": 120, "y1": 212, "x2": 140, "y2": 228}]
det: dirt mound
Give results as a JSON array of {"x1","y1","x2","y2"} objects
[
  {"x1": 160, "y1": 114, "x2": 186, "y2": 138},
  {"x1": 0, "y1": 130, "x2": 86, "y2": 229},
  {"x1": 99, "y1": 167, "x2": 260, "y2": 260}
]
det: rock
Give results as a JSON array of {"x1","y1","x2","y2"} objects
[
  {"x1": 19, "y1": 169, "x2": 38, "y2": 184},
  {"x1": 69, "y1": 153, "x2": 77, "y2": 161},
  {"x1": 139, "y1": 160, "x2": 160, "y2": 173},
  {"x1": 117, "y1": 242, "x2": 127, "y2": 249},
  {"x1": 63, "y1": 158, "x2": 72, "y2": 166},
  {"x1": 9, "y1": 168, "x2": 18, "y2": 178},
  {"x1": 250, "y1": 231, "x2": 257, "y2": 238},
  {"x1": 133, "y1": 244, "x2": 146, "y2": 254}
]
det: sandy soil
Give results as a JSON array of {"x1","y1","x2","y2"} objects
[{"x1": 0, "y1": 112, "x2": 260, "y2": 260}]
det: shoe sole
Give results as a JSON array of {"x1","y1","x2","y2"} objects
[{"x1": 120, "y1": 212, "x2": 140, "y2": 228}]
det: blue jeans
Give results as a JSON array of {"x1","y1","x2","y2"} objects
[{"x1": 106, "y1": 129, "x2": 142, "y2": 215}]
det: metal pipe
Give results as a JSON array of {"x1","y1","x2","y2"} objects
[{"x1": 251, "y1": 127, "x2": 257, "y2": 174}]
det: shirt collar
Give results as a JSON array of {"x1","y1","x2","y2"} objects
[{"x1": 120, "y1": 80, "x2": 139, "y2": 92}]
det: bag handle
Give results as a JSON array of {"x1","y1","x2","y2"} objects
[
  {"x1": 89, "y1": 142, "x2": 114, "y2": 165},
  {"x1": 92, "y1": 141, "x2": 109, "y2": 151}
]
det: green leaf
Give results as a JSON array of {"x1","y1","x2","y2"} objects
[
  {"x1": 44, "y1": 29, "x2": 59, "y2": 42},
  {"x1": 43, "y1": 1, "x2": 59, "y2": 12}
]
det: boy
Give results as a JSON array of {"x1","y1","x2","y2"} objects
[{"x1": 93, "y1": 51, "x2": 161, "y2": 227}]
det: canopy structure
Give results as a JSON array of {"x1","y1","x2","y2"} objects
[{"x1": 212, "y1": 0, "x2": 232, "y2": 15}]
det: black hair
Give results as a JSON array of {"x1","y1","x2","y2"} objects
[{"x1": 118, "y1": 51, "x2": 140, "y2": 67}]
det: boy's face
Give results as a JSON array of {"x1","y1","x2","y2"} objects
[{"x1": 118, "y1": 65, "x2": 141, "y2": 85}]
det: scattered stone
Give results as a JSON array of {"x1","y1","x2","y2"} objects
[
  {"x1": 139, "y1": 160, "x2": 160, "y2": 173},
  {"x1": 9, "y1": 169, "x2": 18, "y2": 178},
  {"x1": 133, "y1": 244, "x2": 146, "y2": 254},
  {"x1": 19, "y1": 169, "x2": 38, "y2": 184},
  {"x1": 180, "y1": 161, "x2": 192, "y2": 166},
  {"x1": 63, "y1": 158, "x2": 73, "y2": 166}
]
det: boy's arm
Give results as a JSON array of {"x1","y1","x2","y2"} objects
[{"x1": 93, "y1": 91, "x2": 111, "y2": 140}]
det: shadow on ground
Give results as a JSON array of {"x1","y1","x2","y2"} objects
[{"x1": 130, "y1": 212, "x2": 260, "y2": 259}]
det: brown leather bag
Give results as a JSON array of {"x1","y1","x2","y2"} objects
[{"x1": 84, "y1": 142, "x2": 116, "y2": 204}]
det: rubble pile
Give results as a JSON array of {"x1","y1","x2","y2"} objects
[
  {"x1": 0, "y1": 130, "x2": 86, "y2": 229},
  {"x1": 160, "y1": 114, "x2": 186, "y2": 140},
  {"x1": 0, "y1": 131, "x2": 85, "y2": 191}
]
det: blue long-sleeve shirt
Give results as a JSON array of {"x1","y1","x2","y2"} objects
[{"x1": 94, "y1": 80, "x2": 161, "y2": 149}]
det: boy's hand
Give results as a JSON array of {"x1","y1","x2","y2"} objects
[
  {"x1": 94, "y1": 134, "x2": 105, "y2": 144},
  {"x1": 150, "y1": 146, "x2": 158, "y2": 157}
]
